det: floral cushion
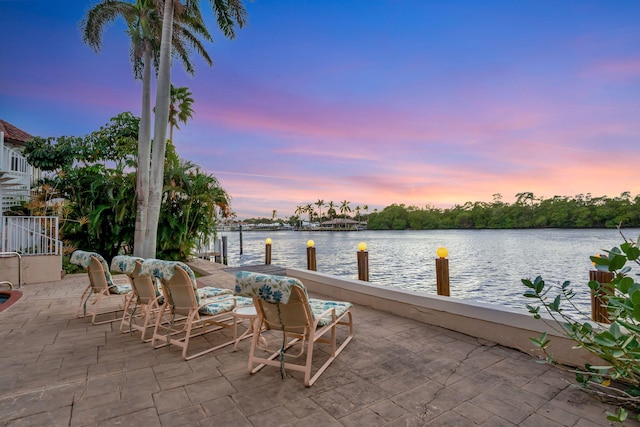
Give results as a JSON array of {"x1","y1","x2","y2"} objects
[
  {"x1": 234, "y1": 271, "x2": 307, "y2": 304},
  {"x1": 70, "y1": 250, "x2": 131, "y2": 294},
  {"x1": 308, "y1": 298, "x2": 353, "y2": 327},
  {"x1": 140, "y1": 259, "x2": 201, "y2": 304},
  {"x1": 197, "y1": 286, "x2": 233, "y2": 299},
  {"x1": 198, "y1": 295, "x2": 254, "y2": 316},
  {"x1": 110, "y1": 255, "x2": 143, "y2": 275},
  {"x1": 234, "y1": 271, "x2": 352, "y2": 326}
]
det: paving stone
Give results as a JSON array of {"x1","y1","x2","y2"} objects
[
  {"x1": 451, "y1": 401, "x2": 493, "y2": 424},
  {"x1": 97, "y1": 407, "x2": 161, "y2": 427},
  {"x1": 4, "y1": 405, "x2": 71, "y2": 427},
  {"x1": 519, "y1": 412, "x2": 566, "y2": 427},
  {"x1": 153, "y1": 387, "x2": 191, "y2": 415},
  {"x1": 247, "y1": 405, "x2": 297, "y2": 427},
  {"x1": 479, "y1": 415, "x2": 518, "y2": 426},
  {"x1": 184, "y1": 376, "x2": 236, "y2": 405},
  {"x1": 424, "y1": 411, "x2": 476, "y2": 426},
  {"x1": 340, "y1": 407, "x2": 387, "y2": 426},
  {"x1": 158, "y1": 404, "x2": 208, "y2": 426},
  {"x1": 367, "y1": 399, "x2": 410, "y2": 421},
  {"x1": 311, "y1": 387, "x2": 361, "y2": 418}
]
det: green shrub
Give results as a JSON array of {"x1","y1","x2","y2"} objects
[{"x1": 522, "y1": 230, "x2": 640, "y2": 424}]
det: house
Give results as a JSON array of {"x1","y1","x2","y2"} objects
[
  {"x1": 0, "y1": 119, "x2": 33, "y2": 211},
  {"x1": 1, "y1": 119, "x2": 62, "y2": 285}
]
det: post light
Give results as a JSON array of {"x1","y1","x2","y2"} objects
[
  {"x1": 307, "y1": 240, "x2": 317, "y2": 271},
  {"x1": 357, "y1": 242, "x2": 369, "y2": 281},
  {"x1": 435, "y1": 246, "x2": 450, "y2": 296},
  {"x1": 265, "y1": 238, "x2": 272, "y2": 265},
  {"x1": 436, "y1": 246, "x2": 448, "y2": 259}
]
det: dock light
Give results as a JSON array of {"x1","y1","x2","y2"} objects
[
  {"x1": 265, "y1": 238, "x2": 272, "y2": 265},
  {"x1": 307, "y1": 240, "x2": 315, "y2": 248},
  {"x1": 436, "y1": 247, "x2": 448, "y2": 258},
  {"x1": 358, "y1": 242, "x2": 367, "y2": 252}
]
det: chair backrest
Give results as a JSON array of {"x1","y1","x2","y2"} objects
[
  {"x1": 87, "y1": 256, "x2": 111, "y2": 294},
  {"x1": 235, "y1": 271, "x2": 313, "y2": 333},
  {"x1": 140, "y1": 259, "x2": 199, "y2": 316},
  {"x1": 70, "y1": 250, "x2": 116, "y2": 291},
  {"x1": 111, "y1": 255, "x2": 157, "y2": 304}
]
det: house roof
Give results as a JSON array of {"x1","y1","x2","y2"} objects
[{"x1": 0, "y1": 119, "x2": 33, "y2": 145}]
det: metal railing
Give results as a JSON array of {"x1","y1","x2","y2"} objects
[
  {"x1": 1, "y1": 216, "x2": 62, "y2": 255},
  {"x1": 0, "y1": 251, "x2": 21, "y2": 288}
]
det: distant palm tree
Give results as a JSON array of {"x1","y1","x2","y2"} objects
[
  {"x1": 340, "y1": 200, "x2": 351, "y2": 218},
  {"x1": 355, "y1": 205, "x2": 361, "y2": 221},
  {"x1": 327, "y1": 201, "x2": 336, "y2": 220},
  {"x1": 304, "y1": 203, "x2": 314, "y2": 225},
  {"x1": 169, "y1": 85, "x2": 194, "y2": 141},
  {"x1": 271, "y1": 209, "x2": 277, "y2": 222},
  {"x1": 315, "y1": 199, "x2": 325, "y2": 224},
  {"x1": 294, "y1": 205, "x2": 304, "y2": 228}
]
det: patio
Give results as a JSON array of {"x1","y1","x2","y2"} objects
[{"x1": 0, "y1": 261, "x2": 624, "y2": 426}]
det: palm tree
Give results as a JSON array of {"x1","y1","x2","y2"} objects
[
  {"x1": 315, "y1": 199, "x2": 324, "y2": 225},
  {"x1": 327, "y1": 201, "x2": 336, "y2": 221},
  {"x1": 81, "y1": 0, "x2": 215, "y2": 257},
  {"x1": 147, "y1": 0, "x2": 248, "y2": 258},
  {"x1": 271, "y1": 209, "x2": 277, "y2": 222},
  {"x1": 304, "y1": 203, "x2": 314, "y2": 226},
  {"x1": 294, "y1": 205, "x2": 304, "y2": 228},
  {"x1": 339, "y1": 200, "x2": 351, "y2": 218},
  {"x1": 355, "y1": 205, "x2": 361, "y2": 222},
  {"x1": 168, "y1": 84, "x2": 194, "y2": 141}
]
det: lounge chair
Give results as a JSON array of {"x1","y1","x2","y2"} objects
[
  {"x1": 234, "y1": 271, "x2": 354, "y2": 386},
  {"x1": 111, "y1": 255, "x2": 163, "y2": 341},
  {"x1": 140, "y1": 259, "x2": 252, "y2": 360},
  {"x1": 70, "y1": 250, "x2": 131, "y2": 325}
]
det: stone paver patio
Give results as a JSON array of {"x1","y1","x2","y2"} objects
[{"x1": 0, "y1": 260, "x2": 631, "y2": 426}]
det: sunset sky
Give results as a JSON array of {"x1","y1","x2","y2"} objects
[{"x1": 1, "y1": 1, "x2": 639, "y2": 219}]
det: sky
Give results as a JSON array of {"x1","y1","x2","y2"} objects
[{"x1": 1, "y1": 0, "x2": 639, "y2": 219}]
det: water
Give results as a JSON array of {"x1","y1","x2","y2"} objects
[{"x1": 212, "y1": 228, "x2": 640, "y2": 316}]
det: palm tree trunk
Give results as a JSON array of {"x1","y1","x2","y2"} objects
[
  {"x1": 145, "y1": 0, "x2": 174, "y2": 258},
  {"x1": 134, "y1": 46, "x2": 152, "y2": 257}
]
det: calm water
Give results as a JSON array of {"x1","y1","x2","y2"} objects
[{"x1": 211, "y1": 228, "x2": 640, "y2": 315}]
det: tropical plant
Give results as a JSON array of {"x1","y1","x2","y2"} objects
[
  {"x1": 304, "y1": 203, "x2": 314, "y2": 225},
  {"x1": 147, "y1": 0, "x2": 248, "y2": 259},
  {"x1": 327, "y1": 201, "x2": 336, "y2": 220},
  {"x1": 522, "y1": 229, "x2": 640, "y2": 424},
  {"x1": 81, "y1": 0, "x2": 215, "y2": 258},
  {"x1": 339, "y1": 200, "x2": 351, "y2": 218},
  {"x1": 315, "y1": 199, "x2": 324, "y2": 224},
  {"x1": 23, "y1": 113, "x2": 228, "y2": 264},
  {"x1": 168, "y1": 84, "x2": 195, "y2": 141}
]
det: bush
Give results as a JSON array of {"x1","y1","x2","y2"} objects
[{"x1": 522, "y1": 230, "x2": 640, "y2": 424}]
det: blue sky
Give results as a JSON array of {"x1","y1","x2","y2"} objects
[{"x1": 1, "y1": 0, "x2": 639, "y2": 218}]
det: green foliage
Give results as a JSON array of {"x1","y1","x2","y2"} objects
[
  {"x1": 361, "y1": 192, "x2": 640, "y2": 230},
  {"x1": 522, "y1": 230, "x2": 640, "y2": 422},
  {"x1": 23, "y1": 112, "x2": 228, "y2": 265}
]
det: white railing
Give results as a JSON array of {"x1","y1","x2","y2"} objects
[
  {"x1": 1, "y1": 216, "x2": 62, "y2": 255},
  {"x1": 1, "y1": 144, "x2": 31, "y2": 211}
]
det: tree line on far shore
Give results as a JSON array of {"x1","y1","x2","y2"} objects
[
  {"x1": 367, "y1": 192, "x2": 640, "y2": 230},
  {"x1": 243, "y1": 192, "x2": 640, "y2": 230}
]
